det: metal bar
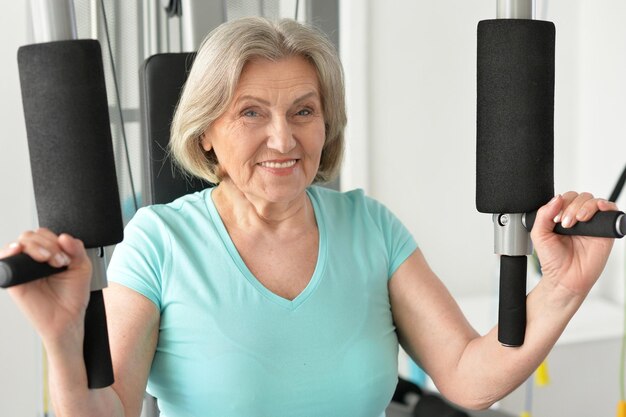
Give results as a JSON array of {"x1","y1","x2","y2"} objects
[
  {"x1": 91, "y1": 0, "x2": 99, "y2": 39},
  {"x1": 108, "y1": 107, "x2": 141, "y2": 123},
  {"x1": 180, "y1": 0, "x2": 225, "y2": 51},
  {"x1": 146, "y1": 0, "x2": 160, "y2": 56},
  {"x1": 29, "y1": 0, "x2": 77, "y2": 42},
  {"x1": 496, "y1": 0, "x2": 534, "y2": 19}
]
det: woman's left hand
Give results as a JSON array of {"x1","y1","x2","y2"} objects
[{"x1": 531, "y1": 192, "x2": 619, "y2": 296}]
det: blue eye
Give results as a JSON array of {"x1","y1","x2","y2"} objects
[
  {"x1": 296, "y1": 108, "x2": 312, "y2": 116},
  {"x1": 242, "y1": 109, "x2": 259, "y2": 117}
]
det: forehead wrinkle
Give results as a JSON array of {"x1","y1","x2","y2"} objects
[
  {"x1": 234, "y1": 91, "x2": 320, "y2": 108},
  {"x1": 237, "y1": 66, "x2": 319, "y2": 90}
]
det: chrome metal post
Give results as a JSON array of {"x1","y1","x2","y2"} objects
[
  {"x1": 29, "y1": 0, "x2": 77, "y2": 42},
  {"x1": 493, "y1": 213, "x2": 533, "y2": 256},
  {"x1": 496, "y1": 0, "x2": 534, "y2": 19},
  {"x1": 180, "y1": 0, "x2": 225, "y2": 51}
]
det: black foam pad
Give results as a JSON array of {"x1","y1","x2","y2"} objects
[
  {"x1": 17, "y1": 40, "x2": 123, "y2": 247},
  {"x1": 476, "y1": 19, "x2": 555, "y2": 213},
  {"x1": 141, "y1": 52, "x2": 211, "y2": 205}
]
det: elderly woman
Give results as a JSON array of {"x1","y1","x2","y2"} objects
[{"x1": 2, "y1": 17, "x2": 618, "y2": 417}]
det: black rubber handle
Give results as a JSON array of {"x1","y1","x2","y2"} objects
[
  {"x1": 0, "y1": 253, "x2": 114, "y2": 388},
  {"x1": 83, "y1": 289, "x2": 114, "y2": 388},
  {"x1": 525, "y1": 210, "x2": 624, "y2": 238},
  {"x1": 498, "y1": 255, "x2": 527, "y2": 347},
  {"x1": 499, "y1": 210, "x2": 624, "y2": 348},
  {"x1": 0, "y1": 253, "x2": 67, "y2": 288}
]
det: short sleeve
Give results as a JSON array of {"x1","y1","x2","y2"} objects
[
  {"x1": 363, "y1": 196, "x2": 418, "y2": 278},
  {"x1": 107, "y1": 207, "x2": 168, "y2": 310}
]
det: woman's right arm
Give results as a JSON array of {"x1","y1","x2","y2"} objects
[{"x1": 2, "y1": 229, "x2": 159, "y2": 417}]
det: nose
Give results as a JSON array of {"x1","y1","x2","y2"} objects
[{"x1": 266, "y1": 117, "x2": 296, "y2": 154}]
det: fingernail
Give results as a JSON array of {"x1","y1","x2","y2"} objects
[
  {"x1": 553, "y1": 212, "x2": 562, "y2": 223},
  {"x1": 562, "y1": 215, "x2": 572, "y2": 228},
  {"x1": 576, "y1": 208, "x2": 588, "y2": 221},
  {"x1": 54, "y1": 253, "x2": 70, "y2": 266},
  {"x1": 9, "y1": 242, "x2": 20, "y2": 249},
  {"x1": 38, "y1": 247, "x2": 51, "y2": 258}
]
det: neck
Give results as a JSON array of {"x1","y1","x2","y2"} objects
[{"x1": 212, "y1": 180, "x2": 315, "y2": 233}]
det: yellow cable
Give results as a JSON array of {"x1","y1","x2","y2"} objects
[
  {"x1": 520, "y1": 412, "x2": 532, "y2": 417},
  {"x1": 535, "y1": 360, "x2": 550, "y2": 387},
  {"x1": 42, "y1": 343, "x2": 49, "y2": 415},
  {"x1": 618, "y1": 400, "x2": 626, "y2": 417}
]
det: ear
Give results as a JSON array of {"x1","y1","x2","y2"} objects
[{"x1": 200, "y1": 132, "x2": 212, "y2": 152}]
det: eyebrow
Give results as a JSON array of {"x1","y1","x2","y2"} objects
[{"x1": 234, "y1": 91, "x2": 320, "y2": 107}]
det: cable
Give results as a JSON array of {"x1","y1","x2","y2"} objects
[
  {"x1": 620, "y1": 240, "x2": 626, "y2": 402},
  {"x1": 612, "y1": 167, "x2": 626, "y2": 417},
  {"x1": 42, "y1": 343, "x2": 49, "y2": 417},
  {"x1": 295, "y1": 0, "x2": 300, "y2": 20},
  {"x1": 616, "y1": 164, "x2": 626, "y2": 416},
  {"x1": 609, "y1": 164, "x2": 626, "y2": 203},
  {"x1": 164, "y1": 0, "x2": 182, "y2": 17},
  {"x1": 521, "y1": 378, "x2": 533, "y2": 417},
  {"x1": 535, "y1": 361, "x2": 550, "y2": 386},
  {"x1": 98, "y1": 0, "x2": 139, "y2": 214}
]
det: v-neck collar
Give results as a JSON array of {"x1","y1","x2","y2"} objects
[{"x1": 204, "y1": 187, "x2": 327, "y2": 310}]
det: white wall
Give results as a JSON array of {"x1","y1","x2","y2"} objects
[
  {"x1": 366, "y1": 0, "x2": 496, "y2": 297},
  {"x1": 341, "y1": 0, "x2": 625, "y2": 298},
  {"x1": 341, "y1": 0, "x2": 626, "y2": 416},
  {"x1": 0, "y1": 3, "x2": 42, "y2": 417},
  {"x1": 578, "y1": 0, "x2": 626, "y2": 303}
]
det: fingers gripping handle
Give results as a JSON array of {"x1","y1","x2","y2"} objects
[
  {"x1": 497, "y1": 210, "x2": 623, "y2": 348},
  {"x1": 0, "y1": 253, "x2": 67, "y2": 288},
  {"x1": 524, "y1": 210, "x2": 625, "y2": 238},
  {"x1": 0, "y1": 253, "x2": 114, "y2": 388},
  {"x1": 498, "y1": 255, "x2": 527, "y2": 347}
]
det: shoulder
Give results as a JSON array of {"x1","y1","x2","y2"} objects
[
  {"x1": 151, "y1": 188, "x2": 211, "y2": 215},
  {"x1": 307, "y1": 185, "x2": 375, "y2": 210},
  {"x1": 308, "y1": 184, "x2": 391, "y2": 211},
  {"x1": 308, "y1": 186, "x2": 417, "y2": 277},
  {"x1": 307, "y1": 185, "x2": 399, "y2": 229},
  {"x1": 133, "y1": 188, "x2": 213, "y2": 226}
]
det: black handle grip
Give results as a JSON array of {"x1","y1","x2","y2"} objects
[
  {"x1": 0, "y1": 253, "x2": 114, "y2": 388},
  {"x1": 0, "y1": 253, "x2": 67, "y2": 288},
  {"x1": 83, "y1": 289, "x2": 114, "y2": 388},
  {"x1": 498, "y1": 255, "x2": 527, "y2": 347},
  {"x1": 525, "y1": 210, "x2": 625, "y2": 238}
]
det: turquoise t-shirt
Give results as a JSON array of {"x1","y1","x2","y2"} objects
[{"x1": 107, "y1": 186, "x2": 417, "y2": 417}]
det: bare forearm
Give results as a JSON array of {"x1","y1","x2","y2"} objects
[
  {"x1": 447, "y1": 194, "x2": 616, "y2": 408},
  {"x1": 392, "y1": 195, "x2": 616, "y2": 410},
  {"x1": 44, "y1": 325, "x2": 125, "y2": 417},
  {"x1": 448, "y1": 278, "x2": 584, "y2": 409}
]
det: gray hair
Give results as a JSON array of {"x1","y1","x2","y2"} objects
[{"x1": 169, "y1": 17, "x2": 346, "y2": 184}]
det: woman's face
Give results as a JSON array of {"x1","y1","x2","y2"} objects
[{"x1": 202, "y1": 55, "x2": 326, "y2": 204}]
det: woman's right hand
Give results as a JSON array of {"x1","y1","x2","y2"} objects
[{"x1": 0, "y1": 229, "x2": 92, "y2": 344}]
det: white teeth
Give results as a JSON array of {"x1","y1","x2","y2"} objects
[{"x1": 260, "y1": 160, "x2": 297, "y2": 168}]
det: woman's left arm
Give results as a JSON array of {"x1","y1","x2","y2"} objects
[{"x1": 389, "y1": 192, "x2": 618, "y2": 410}]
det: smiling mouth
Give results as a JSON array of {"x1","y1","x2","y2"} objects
[{"x1": 258, "y1": 159, "x2": 298, "y2": 169}]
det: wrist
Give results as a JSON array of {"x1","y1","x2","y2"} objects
[
  {"x1": 527, "y1": 275, "x2": 586, "y2": 329},
  {"x1": 41, "y1": 317, "x2": 85, "y2": 359}
]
